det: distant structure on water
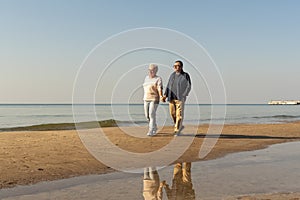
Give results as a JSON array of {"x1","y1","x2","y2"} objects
[{"x1": 268, "y1": 100, "x2": 300, "y2": 105}]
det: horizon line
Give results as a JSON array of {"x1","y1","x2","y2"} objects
[{"x1": 0, "y1": 103, "x2": 268, "y2": 105}]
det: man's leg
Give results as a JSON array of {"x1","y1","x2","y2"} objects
[
  {"x1": 171, "y1": 162, "x2": 183, "y2": 197},
  {"x1": 182, "y1": 162, "x2": 191, "y2": 183},
  {"x1": 173, "y1": 163, "x2": 182, "y2": 178},
  {"x1": 169, "y1": 100, "x2": 176, "y2": 125},
  {"x1": 182, "y1": 162, "x2": 195, "y2": 199},
  {"x1": 174, "y1": 100, "x2": 184, "y2": 132}
]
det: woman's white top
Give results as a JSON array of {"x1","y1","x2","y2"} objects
[{"x1": 143, "y1": 75, "x2": 163, "y2": 101}]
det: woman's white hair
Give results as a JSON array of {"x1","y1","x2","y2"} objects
[{"x1": 148, "y1": 63, "x2": 158, "y2": 72}]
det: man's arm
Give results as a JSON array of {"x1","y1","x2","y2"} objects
[{"x1": 182, "y1": 73, "x2": 191, "y2": 97}]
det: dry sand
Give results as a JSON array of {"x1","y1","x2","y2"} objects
[{"x1": 1, "y1": 121, "x2": 300, "y2": 190}]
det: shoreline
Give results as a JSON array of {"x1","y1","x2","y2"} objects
[
  {"x1": 2, "y1": 119, "x2": 300, "y2": 132},
  {"x1": 0, "y1": 119, "x2": 119, "y2": 132},
  {"x1": 1, "y1": 122, "x2": 300, "y2": 189}
]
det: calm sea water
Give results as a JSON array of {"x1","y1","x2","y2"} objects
[{"x1": 1, "y1": 104, "x2": 300, "y2": 129}]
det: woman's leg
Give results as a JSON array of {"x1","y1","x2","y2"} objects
[
  {"x1": 144, "y1": 101, "x2": 150, "y2": 122},
  {"x1": 149, "y1": 167, "x2": 158, "y2": 180},
  {"x1": 149, "y1": 101, "x2": 159, "y2": 134},
  {"x1": 144, "y1": 167, "x2": 150, "y2": 179}
]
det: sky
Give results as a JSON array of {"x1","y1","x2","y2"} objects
[{"x1": 1, "y1": 0, "x2": 300, "y2": 104}]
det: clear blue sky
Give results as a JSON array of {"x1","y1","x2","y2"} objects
[{"x1": 1, "y1": 0, "x2": 299, "y2": 104}]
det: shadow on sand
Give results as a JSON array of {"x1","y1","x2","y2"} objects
[{"x1": 155, "y1": 132, "x2": 300, "y2": 140}]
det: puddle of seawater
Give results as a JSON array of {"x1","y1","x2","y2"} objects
[{"x1": 1, "y1": 141, "x2": 300, "y2": 199}]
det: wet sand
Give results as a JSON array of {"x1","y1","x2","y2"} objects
[
  {"x1": 1, "y1": 141, "x2": 300, "y2": 199},
  {"x1": 226, "y1": 193, "x2": 300, "y2": 200},
  {"x1": 1, "y1": 121, "x2": 300, "y2": 190}
]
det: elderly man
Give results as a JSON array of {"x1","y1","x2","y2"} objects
[{"x1": 162, "y1": 60, "x2": 191, "y2": 135}]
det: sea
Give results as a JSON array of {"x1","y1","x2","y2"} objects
[{"x1": 1, "y1": 104, "x2": 300, "y2": 130}]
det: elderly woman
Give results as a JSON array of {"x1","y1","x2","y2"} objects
[{"x1": 143, "y1": 64, "x2": 163, "y2": 136}]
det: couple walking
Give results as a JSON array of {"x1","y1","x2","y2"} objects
[{"x1": 143, "y1": 60, "x2": 191, "y2": 136}]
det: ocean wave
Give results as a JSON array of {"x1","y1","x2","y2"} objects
[{"x1": 19, "y1": 114, "x2": 74, "y2": 118}]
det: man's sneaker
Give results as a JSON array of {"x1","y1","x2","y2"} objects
[
  {"x1": 174, "y1": 125, "x2": 185, "y2": 136},
  {"x1": 147, "y1": 132, "x2": 152, "y2": 136},
  {"x1": 174, "y1": 129, "x2": 180, "y2": 136}
]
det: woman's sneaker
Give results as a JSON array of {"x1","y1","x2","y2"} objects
[{"x1": 147, "y1": 130, "x2": 157, "y2": 136}]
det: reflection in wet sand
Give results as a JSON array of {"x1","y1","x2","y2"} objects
[
  {"x1": 1, "y1": 142, "x2": 300, "y2": 199},
  {"x1": 164, "y1": 162, "x2": 195, "y2": 200},
  {"x1": 143, "y1": 163, "x2": 195, "y2": 200},
  {"x1": 143, "y1": 167, "x2": 164, "y2": 200}
]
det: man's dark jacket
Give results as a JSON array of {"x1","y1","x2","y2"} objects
[{"x1": 164, "y1": 71, "x2": 191, "y2": 102}]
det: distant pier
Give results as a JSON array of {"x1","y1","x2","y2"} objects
[{"x1": 268, "y1": 100, "x2": 300, "y2": 105}]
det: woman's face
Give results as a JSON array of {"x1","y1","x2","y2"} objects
[{"x1": 148, "y1": 68, "x2": 157, "y2": 77}]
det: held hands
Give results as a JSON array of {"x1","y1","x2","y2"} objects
[
  {"x1": 160, "y1": 96, "x2": 166, "y2": 102},
  {"x1": 160, "y1": 180, "x2": 167, "y2": 187}
]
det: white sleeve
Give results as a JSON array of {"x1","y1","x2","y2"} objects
[{"x1": 157, "y1": 77, "x2": 163, "y2": 90}]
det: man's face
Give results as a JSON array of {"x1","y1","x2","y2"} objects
[{"x1": 173, "y1": 62, "x2": 182, "y2": 73}]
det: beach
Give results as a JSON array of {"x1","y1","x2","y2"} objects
[{"x1": 1, "y1": 121, "x2": 300, "y2": 192}]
